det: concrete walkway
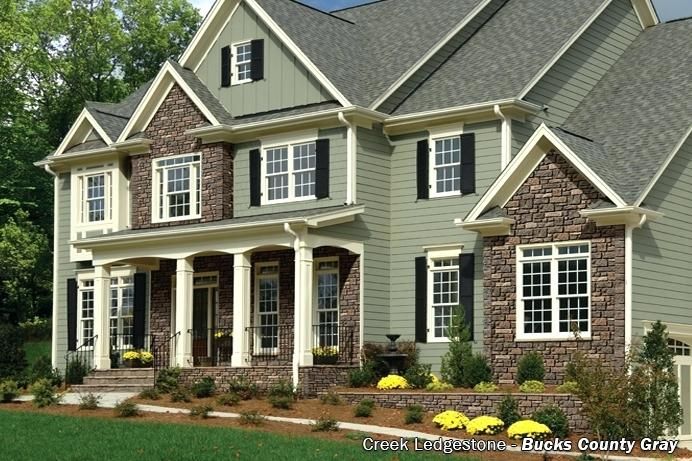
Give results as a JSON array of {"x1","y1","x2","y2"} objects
[{"x1": 14, "y1": 392, "x2": 682, "y2": 461}]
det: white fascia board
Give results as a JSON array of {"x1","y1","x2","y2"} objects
[
  {"x1": 517, "y1": 0, "x2": 613, "y2": 99},
  {"x1": 117, "y1": 62, "x2": 220, "y2": 143},
  {"x1": 455, "y1": 217, "x2": 515, "y2": 237},
  {"x1": 464, "y1": 124, "x2": 626, "y2": 223},
  {"x1": 54, "y1": 109, "x2": 113, "y2": 156},
  {"x1": 369, "y1": 0, "x2": 494, "y2": 111},
  {"x1": 179, "y1": 0, "x2": 240, "y2": 69},
  {"x1": 635, "y1": 124, "x2": 692, "y2": 207},
  {"x1": 631, "y1": 0, "x2": 659, "y2": 28},
  {"x1": 580, "y1": 206, "x2": 664, "y2": 226},
  {"x1": 244, "y1": 0, "x2": 351, "y2": 107}
]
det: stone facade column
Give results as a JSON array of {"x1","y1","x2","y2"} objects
[
  {"x1": 175, "y1": 257, "x2": 194, "y2": 367},
  {"x1": 93, "y1": 265, "x2": 111, "y2": 370},
  {"x1": 232, "y1": 252, "x2": 251, "y2": 367},
  {"x1": 294, "y1": 242, "x2": 314, "y2": 366}
]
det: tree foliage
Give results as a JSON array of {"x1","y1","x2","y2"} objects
[{"x1": 440, "y1": 306, "x2": 473, "y2": 387}]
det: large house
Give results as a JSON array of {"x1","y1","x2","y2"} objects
[{"x1": 40, "y1": 0, "x2": 692, "y2": 434}]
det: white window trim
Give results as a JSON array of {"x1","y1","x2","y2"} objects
[
  {"x1": 110, "y1": 275, "x2": 135, "y2": 350},
  {"x1": 313, "y1": 257, "x2": 340, "y2": 348},
  {"x1": 428, "y1": 123, "x2": 464, "y2": 199},
  {"x1": 426, "y1": 246, "x2": 463, "y2": 343},
  {"x1": 71, "y1": 164, "x2": 117, "y2": 230},
  {"x1": 260, "y1": 131, "x2": 318, "y2": 205},
  {"x1": 254, "y1": 261, "x2": 280, "y2": 355},
  {"x1": 515, "y1": 241, "x2": 592, "y2": 341},
  {"x1": 151, "y1": 152, "x2": 202, "y2": 224},
  {"x1": 231, "y1": 40, "x2": 253, "y2": 86}
]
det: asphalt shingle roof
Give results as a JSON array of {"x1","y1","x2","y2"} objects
[
  {"x1": 84, "y1": 80, "x2": 153, "y2": 142},
  {"x1": 560, "y1": 18, "x2": 692, "y2": 204},
  {"x1": 392, "y1": 0, "x2": 605, "y2": 115}
]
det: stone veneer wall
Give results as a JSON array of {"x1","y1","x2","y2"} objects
[
  {"x1": 130, "y1": 83, "x2": 233, "y2": 229},
  {"x1": 299, "y1": 365, "x2": 359, "y2": 396},
  {"x1": 336, "y1": 392, "x2": 588, "y2": 432},
  {"x1": 484, "y1": 152, "x2": 626, "y2": 384}
]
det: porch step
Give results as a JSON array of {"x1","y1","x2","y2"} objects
[
  {"x1": 70, "y1": 369, "x2": 155, "y2": 394},
  {"x1": 70, "y1": 383, "x2": 151, "y2": 393}
]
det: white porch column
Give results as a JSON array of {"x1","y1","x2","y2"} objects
[
  {"x1": 294, "y1": 241, "x2": 314, "y2": 366},
  {"x1": 175, "y1": 257, "x2": 194, "y2": 368},
  {"x1": 232, "y1": 252, "x2": 251, "y2": 367},
  {"x1": 93, "y1": 264, "x2": 111, "y2": 370}
]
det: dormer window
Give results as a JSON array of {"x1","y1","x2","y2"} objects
[
  {"x1": 233, "y1": 42, "x2": 253, "y2": 85},
  {"x1": 152, "y1": 154, "x2": 202, "y2": 222}
]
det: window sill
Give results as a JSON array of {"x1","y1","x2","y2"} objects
[
  {"x1": 231, "y1": 79, "x2": 253, "y2": 86},
  {"x1": 151, "y1": 214, "x2": 202, "y2": 224},
  {"x1": 514, "y1": 334, "x2": 591, "y2": 342}
]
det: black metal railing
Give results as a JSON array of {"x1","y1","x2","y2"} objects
[
  {"x1": 311, "y1": 324, "x2": 357, "y2": 364},
  {"x1": 109, "y1": 334, "x2": 154, "y2": 368},
  {"x1": 188, "y1": 327, "x2": 234, "y2": 367},
  {"x1": 152, "y1": 331, "x2": 180, "y2": 386},
  {"x1": 65, "y1": 335, "x2": 97, "y2": 385},
  {"x1": 245, "y1": 325, "x2": 292, "y2": 363}
]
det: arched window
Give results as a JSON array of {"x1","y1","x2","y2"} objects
[{"x1": 668, "y1": 338, "x2": 691, "y2": 356}]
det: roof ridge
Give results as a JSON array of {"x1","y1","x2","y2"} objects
[
  {"x1": 553, "y1": 127, "x2": 595, "y2": 143},
  {"x1": 330, "y1": 0, "x2": 386, "y2": 14}
]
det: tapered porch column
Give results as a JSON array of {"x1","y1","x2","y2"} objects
[
  {"x1": 232, "y1": 252, "x2": 251, "y2": 367},
  {"x1": 175, "y1": 257, "x2": 194, "y2": 368},
  {"x1": 93, "y1": 264, "x2": 111, "y2": 370},
  {"x1": 294, "y1": 241, "x2": 314, "y2": 366}
]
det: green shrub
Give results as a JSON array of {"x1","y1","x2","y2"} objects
[
  {"x1": 564, "y1": 361, "x2": 578, "y2": 382},
  {"x1": 138, "y1": 388, "x2": 161, "y2": 400},
  {"x1": 533, "y1": 405, "x2": 569, "y2": 438},
  {"x1": 29, "y1": 356, "x2": 62, "y2": 388},
  {"x1": 114, "y1": 401, "x2": 139, "y2": 417},
  {"x1": 0, "y1": 323, "x2": 27, "y2": 380},
  {"x1": 216, "y1": 393, "x2": 240, "y2": 407},
  {"x1": 404, "y1": 404, "x2": 425, "y2": 424},
  {"x1": 497, "y1": 395, "x2": 522, "y2": 427},
  {"x1": 239, "y1": 410, "x2": 265, "y2": 426},
  {"x1": 344, "y1": 431, "x2": 372, "y2": 441},
  {"x1": 64, "y1": 359, "x2": 88, "y2": 385},
  {"x1": 462, "y1": 354, "x2": 492, "y2": 388},
  {"x1": 348, "y1": 365, "x2": 376, "y2": 388},
  {"x1": 268, "y1": 395, "x2": 293, "y2": 409},
  {"x1": 403, "y1": 363, "x2": 433, "y2": 389},
  {"x1": 31, "y1": 379, "x2": 60, "y2": 408},
  {"x1": 267, "y1": 379, "x2": 295, "y2": 409},
  {"x1": 226, "y1": 376, "x2": 258, "y2": 400},
  {"x1": 556, "y1": 381, "x2": 579, "y2": 394},
  {"x1": 155, "y1": 367, "x2": 181, "y2": 393},
  {"x1": 519, "y1": 380, "x2": 545, "y2": 393},
  {"x1": 170, "y1": 386, "x2": 191, "y2": 403},
  {"x1": 311, "y1": 417, "x2": 339, "y2": 432},
  {"x1": 425, "y1": 381, "x2": 453, "y2": 392},
  {"x1": 0, "y1": 379, "x2": 19, "y2": 402},
  {"x1": 18, "y1": 317, "x2": 51, "y2": 341},
  {"x1": 191, "y1": 376, "x2": 216, "y2": 398},
  {"x1": 78, "y1": 393, "x2": 101, "y2": 410},
  {"x1": 189, "y1": 404, "x2": 213, "y2": 419},
  {"x1": 440, "y1": 307, "x2": 473, "y2": 387},
  {"x1": 516, "y1": 352, "x2": 545, "y2": 384},
  {"x1": 319, "y1": 390, "x2": 343, "y2": 405},
  {"x1": 473, "y1": 381, "x2": 498, "y2": 393},
  {"x1": 354, "y1": 398, "x2": 374, "y2": 417}
]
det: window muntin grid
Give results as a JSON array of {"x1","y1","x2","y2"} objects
[
  {"x1": 264, "y1": 141, "x2": 317, "y2": 203},
  {"x1": 316, "y1": 259, "x2": 339, "y2": 348},
  {"x1": 85, "y1": 174, "x2": 106, "y2": 222},
  {"x1": 234, "y1": 42, "x2": 252, "y2": 83},
  {"x1": 266, "y1": 147, "x2": 289, "y2": 201},
  {"x1": 109, "y1": 276, "x2": 134, "y2": 349},
  {"x1": 155, "y1": 154, "x2": 201, "y2": 221},
  {"x1": 80, "y1": 280, "x2": 94, "y2": 341},
  {"x1": 256, "y1": 264, "x2": 279, "y2": 350},
  {"x1": 669, "y1": 338, "x2": 691, "y2": 356},
  {"x1": 293, "y1": 142, "x2": 316, "y2": 198},
  {"x1": 430, "y1": 257, "x2": 459, "y2": 339},
  {"x1": 433, "y1": 137, "x2": 461, "y2": 195}
]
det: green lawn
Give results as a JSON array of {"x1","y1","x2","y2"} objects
[
  {"x1": 24, "y1": 340, "x2": 51, "y2": 366},
  {"x1": 0, "y1": 410, "x2": 480, "y2": 461}
]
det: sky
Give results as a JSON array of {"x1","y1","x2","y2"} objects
[{"x1": 191, "y1": 0, "x2": 692, "y2": 22}]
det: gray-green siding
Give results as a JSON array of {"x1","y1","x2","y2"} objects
[
  {"x1": 522, "y1": 0, "x2": 641, "y2": 127},
  {"x1": 632, "y1": 136, "x2": 692, "y2": 340},
  {"x1": 389, "y1": 121, "x2": 502, "y2": 370},
  {"x1": 195, "y1": 2, "x2": 332, "y2": 117}
]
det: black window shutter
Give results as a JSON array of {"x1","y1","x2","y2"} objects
[
  {"x1": 132, "y1": 273, "x2": 147, "y2": 349},
  {"x1": 67, "y1": 278, "x2": 78, "y2": 351},
  {"x1": 416, "y1": 139, "x2": 429, "y2": 199},
  {"x1": 415, "y1": 256, "x2": 428, "y2": 343},
  {"x1": 459, "y1": 253, "x2": 475, "y2": 339},
  {"x1": 315, "y1": 138, "x2": 330, "y2": 199},
  {"x1": 250, "y1": 148, "x2": 262, "y2": 206},
  {"x1": 221, "y1": 46, "x2": 231, "y2": 87},
  {"x1": 460, "y1": 133, "x2": 476, "y2": 194},
  {"x1": 250, "y1": 39, "x2": 264, "y2": 81}
]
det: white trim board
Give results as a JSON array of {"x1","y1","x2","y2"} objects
[{"x1": 54, "y1": 109, "x2": 113, "y2": 157}]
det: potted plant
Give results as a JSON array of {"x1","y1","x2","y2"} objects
[
  {"x1": 122, "y1": 351, "x2": 141, "y2": 368},
  {"x1": 214, "y1": 330, "x2": 233, "y2": 362},
  {"x1": 312, "y1": 346, "x2": 339, "y2": 365}
]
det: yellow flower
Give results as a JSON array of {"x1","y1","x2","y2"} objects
[
  {"x1": 123, "y1": 351, "x2": 140, "y2": 361},
  {"x1": 140, "y1": 351, "x2": 153, "y2": 363},
  {"x1": 376, "y1": 374, "x2": 409, "y2": 390},
  {"x1": 507, "y1": 420, "x2": 552, "y2": 439},
  {"x1": 429, "y1": 373, "x2": 440, "y2": 383},
  {"x1": 432, "y1": 410, "x2": 470, "y2": 431},
  {"x1": 312, "y1": 346, "x2": 338, "y2": 357},
  {"x1": 466, "y1": 416, "x2": 504, "y2": 435}
]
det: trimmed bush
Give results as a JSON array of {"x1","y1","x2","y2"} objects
[
  {"x1": 516, "y1": 352, "x2": 545, "y2": 384},
  {"x1": 170, "y1": 386, "x2": 191, "y2": 403},
  {"x1": 155, "y1": 367, "x2": 181, "y2": 393},
  {"x1": 348, "y1": 365, "x2": 376, "y2": 388},
  {"x1": 311, "y1": 417, "x2": 339, "y2": 432},
  {"x1": 268, "y1": 379, "x2": 295, "y2": 409},
  {"x1": 216, "y1": 393, "x2": 240, "y2": 407},
  {"x1": 31, "y1": 379, "x2": 60, "y2": 408},
  {"x1": 268, "y1": 395, "x2": 293, "y2": 409},
  {"x1": 78, "y1": 393, "x2": 101, "y2": 410},
  {"x1": 354, "y1": 399, "x2": 374, "y2": 417},
  {"x1": 138, "y1": 388, "x2": 161, "y2": 400},
  {"x1": 432, "y1": 410, "x2": 469, "y2": 431},
  {"x1": 497, "y1": 395, "x2": 522, "y2": 427},
  {"x1": 404, "y1": 404, "x2": 425, "y2": 424},
  {"x1": 189, "y1": 404, "x2": 213, "y2": 419},
  {"x1": 319, "y1": 390, "x2": 343, "y2": 405},
  {"x1": 519, "y1": 380, "x2": 545, "y2": 393},
  {"x1": 29, "y1": 356, "x2": 62, "y2": 388},
  {"x1": 533, "y1": 405, "x2": 569, "y2": 438},
  {"x1": 425, "y1": 381, "x2": 453, "y2": 392},
  {"x1": 462, "y1": 353, "x2": 492, "y2": 388},
  {"x1": 403, "y1": 363, "x2": 433, "y2": 389},
  {"x1": 191, "y1": 376, "x2": 216, "y2": 398},
  {"x1": 556, "y1": 381, "x2": 579, "y2": 394},
  {"x1": 0, "y1": 379, "x2": 19, "y2": 402},
  {"x1": 226, "y1": 376, "x2": 258, "y2": 400},
  {"x1": 239, "y1": 410, "x2": 265, "y2": 426},
  {"x1": 473, "y1": 381, "x2": 498, "y2": 393},
  {"x1": 376, "y1": 374, "x2": 409, "y2": 390},
  {"x1": 114, "y1": 401, "x2": 139, "y2": 417},
  {"x1": 65, "y1": 359, "x2": 88, "y2": 385},
  {"x1": 466, "y1": 416, "x2": 505, "y2": 435},
  {"x1": 0, "y1": 323, "x2": 27, "y2": 380},
  {"x1": 508, "y1": 420, "x2": 552, "y2": 440}
]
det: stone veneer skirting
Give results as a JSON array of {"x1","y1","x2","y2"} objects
[{"x1": 335, "y1": 391, "x2": 588, "y2": 433}]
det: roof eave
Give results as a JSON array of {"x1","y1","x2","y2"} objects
[
  {"x1": 579, "y1": 206, "x2": 663, "y2": 227},
  {"x1": 455, "y1": 217, "x2": 515, "y2": 237}
]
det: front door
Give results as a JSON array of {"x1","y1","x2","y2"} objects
[{"x1": 192, "y1": 285, "x2": 217, "y2": 366}]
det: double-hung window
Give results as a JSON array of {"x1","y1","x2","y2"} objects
[
  {"x1": 428, "y1": 256, "x2": 459, "y2": 342},
  {"x1": 153, "y1": 154, "x2": 201, "y2": 222},
  {"x1": 264, "y1": 140, "x2": 316, "y2": 203},
  {"x1": 255, "y1": 263, "x2": 279, "y2": 352},
  {"x1": 79, "y1": 280, "x2": 95, "y2": 342},
  {"x1": 110, "y1": 276, "x2": 134, "y2": 349},
  {"x1": 431, "y1": 136, "x2": 461, "y2": 196},
  {"x1": 315, "y1": 259, "x2": 339, "y2": 348},
  {"x1": 79, "y1": 172, "x2": 112, "y2": 224},
  {"x1": 232, "y1": 42, "x2": 252, "y2": 85},
  {"x1": 517, "y1": 242, "x2": 591, "y2": 340}
]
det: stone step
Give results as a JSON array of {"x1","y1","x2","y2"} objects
[
  {"x1": 83, "y1": 376, "x2": 154, "y2": 386},
  {"x1": 91, "y1": 368, "x2": 154, "y2": 377},
  {"x1": 70, "y1": 383, "x2": 152, "y2": 393}
]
